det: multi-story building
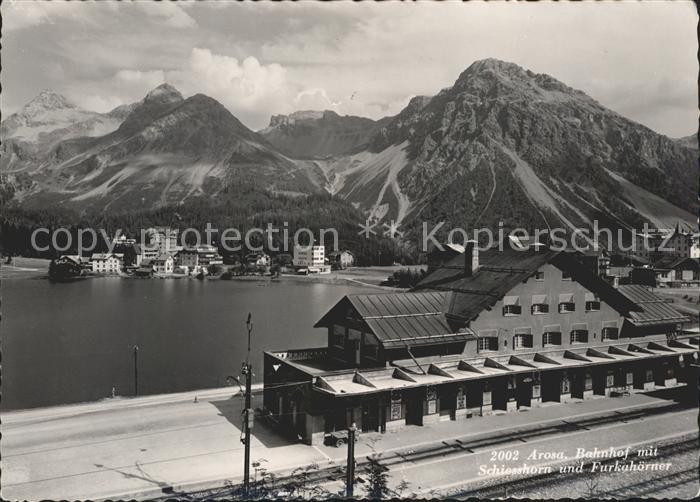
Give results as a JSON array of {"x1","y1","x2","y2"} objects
[
  {"x1": 137, "y1": 243, "x2": 160, "y2": 265},
  {"x1": 634, "y1": 223, "x2": 694, "y2": 261},
  {"x1": 263, "y1": 243, "x2": 696, "y2": 444},
  {"x1": 177, "y1": 248, "x2": 199, "y2": 272},
  {"x1": 690, "y1": 233, "x2": 700, "y2": 259},
  {"x1": 89, "y1": 253, "x2": 123, "y2": 274},
  {"x1": 196, "y1": 244, "x2": 223, "y2": 269},
  {"x1": 146, "y1": 227, "x2": 182, "y2": 255},
  {"x1": 293, "y1": 245, "x2": 329, "y2": 273},
  {"x1": 151, "y1": 255, "x2": 174, "y2": 274},
  {"x1": 245, "y1": 252, "x2": 271, "y2": 268},
  {"x1": 176, "y1": 245, "x2": 224, "y2": 274},
  {"x1": 111, "y1": 235, "x2": 137, "y2": 246}
]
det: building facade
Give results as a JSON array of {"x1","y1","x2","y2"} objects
[
  {"x1": 690, "y1": 233, "x2": 700, "y2": 259},
  {"x1": 293, "y1": 245, "x2": 328, "y2": 272},
  {"x1": 176, "y1": 245, "x2": 224, "y2": 274},
  {"x1": 653, "y1": 256, "x2": 700, "y2": 286},
  {"x1": 152, "y1": 255, "x2": 174, "y2": 274},
  {"x1": 328, "y1": 250, "x2": 355, "y2": 270},
  {"x1": 246, "y1": 252, "x2": 271, "y2": 267},
  {"x1": 90, "y1": 253, "x2": 123, "y2": 273},
  {"x1": 635, "y1": 223, "x2": 694, "y2": 261},
  {"x1": 263, "y1": 245, "x2": 697, "y2": 444}
]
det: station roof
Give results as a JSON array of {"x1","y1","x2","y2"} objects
[
  {"x1": 617, "y1": 285, "x2": 691, "y2": 326},
  {"x1": 309, "y1": 336, "x2": 699, "y2": 397},
  {"x1": 414, "y1": 247, "x2": 635, "y2": 323},
  {"x1": 314, "y1": 292, "x2": 471, "y2": 349}
]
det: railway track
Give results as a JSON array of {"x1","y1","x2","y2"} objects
[{"x1": 155, "y1": 400, "x2": 695, "y2": 500}]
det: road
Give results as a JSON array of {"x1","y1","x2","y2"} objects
[
  {"x1": 1, "y1": 387, "x2": 324, "y2": 501},
  {"x1": 1, "y1": 387, "x2": 695, "y2": 500}
]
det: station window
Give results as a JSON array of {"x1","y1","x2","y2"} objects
[
  {"x1": 534, "y1": 271, "x2": 545, "y2": 281},
  {"x1": 331, "y1": 325, "x2": 345, "y2": 347},
  {"x1": 543, "y1": 332, "x2": 561, "y2": 346},
  {"x1": 502, "y1": 296, "x2": 521, "y2": 316},
  {"x1": 570, "y1": 330, "x2": 588, "y2": 344},
  {"x1": 559, "y1": 302, "x2": 576, "y2": 313},
  {"x1": 601, "y1": 327, "x2": 619, "y2": 340},
  {"x1": 363, "y1": 333, "x2": 379, "y2": 359},
  {"x1": 513, "y1": 334, "x2": 533, "y2": 349},
  {"x1": 478, "y1": 337, "x2": 499, "y2": 352},
  {"x1": 531, "y1": 295, "x2": 549, "y2": 314},
  {"x1": 531, "y1": 304, "x2": 549, "y2": 314},
  {"x1": 585, "y1": 294, "x2": 601, "y2": 312},
  {"x1": 503, "y1": 304, "x2": 522, "y2": 316}
]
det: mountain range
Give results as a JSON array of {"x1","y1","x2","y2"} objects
[{"x1": 2, "y1": 59, "x2": 696, "y2": 236}]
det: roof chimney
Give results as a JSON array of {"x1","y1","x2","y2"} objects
[{"x1": 465, "y1": 240, "x2": 479, "y2": 276}]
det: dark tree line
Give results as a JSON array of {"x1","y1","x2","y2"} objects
[{"x1": 1, "y1": 186, "x2": 421, "y2": 266}]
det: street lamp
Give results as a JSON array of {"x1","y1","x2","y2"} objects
[{"x1": 133, "y1": 345, "x2": 139, "y2": 396}]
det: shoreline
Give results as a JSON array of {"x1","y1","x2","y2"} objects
[
  {"x1": 1, "y1": 383, "x2": 266, "y2": 421},
  {"x1": 3, "y1": 256, "x2": 413, "y2": 290}
]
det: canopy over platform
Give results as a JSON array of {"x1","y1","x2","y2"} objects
[{"x1": 304, "y1": 336, "x2": 698, "y2": 396}]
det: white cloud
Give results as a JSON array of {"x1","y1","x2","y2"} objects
[
  {"x1": 294, "y1": 89, "x2": 340, "y2": 112},
  {"x1": 2, "y1": 2, "x2": 697, "y2": 136},
  {"x1": 165, "y1": 48, "x2": 292, "y2": 127},
  {"x1": 115, "y1": 69, "x2": 166, "y2": 88},
  {"x1": 135, "y1": 3, "x2": 197, "y2": 29},
  {"x1": 2, "y1": 1, "x2": 57, "y2": 31},
  {"x1": 64, "y1": 70, "x2": 166, "y2": 114}
]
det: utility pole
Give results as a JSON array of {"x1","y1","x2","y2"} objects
[
  {"x1": 346, "y1": 422, "x2": 357, "y2": 498},
  {"x1": 242, "y1": 313, "x2": 254, "y2": 495},
  {"x1": 133, "y1": 345, "x2": 139, "y2": 396}
]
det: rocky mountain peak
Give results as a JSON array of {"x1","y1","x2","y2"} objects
[
  {"x1": 404, "y1": 95, "x2": 432, "y2": 113},
  {"x1": 20, "y1": 90, "x2": 77, "y2": 116},
  {"x1": 463, "y1": 57, "x2": 526, "y2": 75},
  {"x1": 454, "y1": 58, "x2": 580, "y2": 99},
  {"x1": 266, "y1": 110, "x2": 342, "y2": 129},
  {"x1": 143, "y1": 83, "x2": 184, "y2": 105}
]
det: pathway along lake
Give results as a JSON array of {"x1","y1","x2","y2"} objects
[{"x1": 2, "y1": 277, "x2": 379, "y2": 411}]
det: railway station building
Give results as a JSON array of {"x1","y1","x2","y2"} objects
[{"x1": 263, "y1": 244, "x2": 697, "y2": 444}]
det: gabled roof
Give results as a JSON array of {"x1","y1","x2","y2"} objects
[
  {"x1": 90, "y1": 253, "x2": 118, "y2": 261},
  {"x1": 314, "y1": 292, "x2": 469, "y2": 349},
  {"x1": 652, "y1": 256, "x2": 699, "y2": 271},
  {"x1": 617, "y1": 285, "x2": 690, "y2": 326},
  {"x1": 414, "y1": 247, "x2": 637, "y2": 323},
  {"x1": 59, "y1": 255, "x2": 87, "y2": 264},
  {"x1": 328, "y1": 249, "x2": 355, "y2": 258}
]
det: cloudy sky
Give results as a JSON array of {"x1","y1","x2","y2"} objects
[{"x1": 2, "y1": 1, "x2": 697, "y2": 137}]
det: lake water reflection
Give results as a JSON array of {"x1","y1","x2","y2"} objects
[{"x1": 2, "y1": 277, "x2": 378, "y2": 410}]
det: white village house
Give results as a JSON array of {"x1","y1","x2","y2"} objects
[
  {"x1": 152, "y1": 255, "x2": 175, "y2": 274},
  {"x1": 90, "y1": 253, "x2": 123, "y2": 274}
]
